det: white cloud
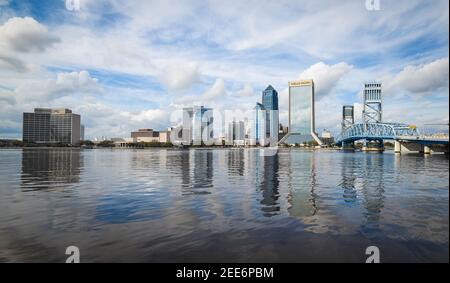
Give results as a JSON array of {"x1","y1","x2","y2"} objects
[
  {"x1": 172, "y1": 78, "x2": 228, "y2": 108},
  {"x1": 13, "y1": 70, "x2": 102, "y2": 102},
  {"x1": 0, "y1": 54, "x2": 28, "y2": 72},
  {"x1": 55, "y1": 71, "x2": 100, "y2": 91},
  {"x1": 233, "y1": 84, "x2": 254, "y2": 97},
  {"x1": 298, "y1": 62, "x2": 353, "y2": 99},
  {"x1": 0, "y1": 88, "x2": 15, "y2": 105},
  {"x1": 278, "y1": 87, "x2": 289, "y2": 122},
  {"x1": 75, "y1": 102, "x2": 170, "y2": 139},
  {"x1": 385, "y1": 57, "x2": 449, "y2": 96},
  {"x1": 0, "y1": 1, "x2": 448, "y2": 139},
  {"x1": 0, "y1": 17, "x2": 60, "y2": 53},
  {"x1": 128, "y1": 109, "x2": 168, "y2": 123},
  {"x1": 161, "y1": 62, "x2": 200, "y2": 91},
  {"x1": 205, "y1": 0, "x2": 449, "y2": 60},
  {"x1": 0, "y1": 17, "x2": 60, "y2": 74},
  {"x1": 202, "y1": 78, "x2": 226, "y2": 101}
]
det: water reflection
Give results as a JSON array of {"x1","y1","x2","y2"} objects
[
  {"x1": 287, "y1": 151, "x2": 318, "y2": 220},
  {"x1": 0, "y1": 148, "x2": 446, "y2": 262},
  {"x1": 258, "y1": 155, "x2": 280, "y2": 217},
  {"x1": 227, "y1": 149, "x2": 245, "y2": 176},
  {"x1": 361, "y1": 154, "x2": 385, "y2": 225},
  {"x1": 181, "y1": 150, "x2": 213, "y2": 195},
  {"x1": 21, "y1": 148, "x2": 82, "y2": 191},
  {"x1": 340, "y1": 154, "x2": 358, "y2": 204}
]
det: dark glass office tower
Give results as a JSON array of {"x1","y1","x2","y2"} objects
[{"x1": 262, "y1": 85, "x2": 279, "y2": 143}]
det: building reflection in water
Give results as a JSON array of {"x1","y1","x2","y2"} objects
[
  {"x1": 257, "y1": 154, "x2": 281, "y2": 217},
  {"x1": 21, "y1": 148, "x2": 82, "y2": 191},
  {"x1": 227, "y1": 149, "x2": 245, "y2": 176},
  {"x1": 361, "y1": 154, "x2": 385, "y2": 225},
  {"x1": 287, "y1": 151, "x2": 317, "y2": 220},
  {"x1": 340, "y1": 154, "x2": 358, "y2": 204},
  {"x1": 181, "y1": 149, "x2": 213, "y2": 195}
]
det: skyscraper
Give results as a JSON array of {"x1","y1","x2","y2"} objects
[
  {"x1": 227, "y1": 120, "x2": 245, "y2": 144},
  {"x1": 254, "y1": 103, "x2": 266, "y2": 146},
  {"x1": 280, "y1": 80, "x2": 322, "y2": 145},
  {"x1": 23, "y1": 108, "x2": 81, "y2": 145},
  {"x1": 80, "y1": 124, "x2": 85, "y2": 141},
  {"x1": 182, "y1": 106, "x2": 214, "y2": 145},
  {"x1": 262, "y1": 85, "x2": 279, "y2": 144}
]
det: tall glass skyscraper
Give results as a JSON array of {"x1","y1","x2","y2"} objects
[
  {"x1": 254, "y1": 103, "x2": 266, "y2": 145},
  {"x1": 182, "y1": 106, "x2": 214, "y2": 145},
  {"x1": 262, "y1": 85, "x2": 279, "y2": 144},
  {"x1": 280, "y1": 80, "x2": 322, "y2": 145}
]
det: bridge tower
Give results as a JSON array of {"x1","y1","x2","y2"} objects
[
  {"x1": 363, "y1": 82, "x2": 382, "y2": 123},
  {"x1": 362, "y1": 82, "x2": 384, "y2": 152},
  {"x1": 342, "y1": 105, "x2": 355, "y2": 150}
]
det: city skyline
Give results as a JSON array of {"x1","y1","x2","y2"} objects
[
  {"x1": 0, "y1": 1, "x2": 448, "y2": 265},
  {"x1": 0, "y1": 0, "x2": 449, "y2": 141}
]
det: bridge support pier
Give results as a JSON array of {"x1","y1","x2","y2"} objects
[
  {"x1": 342, "y1": 141, "x2": 355, "y2": 151},
  {"x1": 394, "y1": 141, "x2": 401, "y2": 154},
  {"x1": 362, "y1": 140, "x2": 384, "y2": 153},
  {"x1": 424, "y1": 145, "x2": 431, "y2": 155}
]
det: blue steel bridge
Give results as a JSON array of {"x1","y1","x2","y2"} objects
[
  {"x1": 334, "y1": 82, "x2": 449, "y2": 153},
  {"x1": 335, "y1": 122, "x2": 449, "y2": 146}
]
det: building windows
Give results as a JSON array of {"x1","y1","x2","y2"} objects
[{"x1": 22, "y1": 108, "x2": 81, "y2": 145}]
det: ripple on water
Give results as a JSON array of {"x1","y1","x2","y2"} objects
[{"x1": 0, "y1": 148, "x2": 448, "y2": 262}]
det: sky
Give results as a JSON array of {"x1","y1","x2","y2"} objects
[{"x1": 0, "y1": 0, "x2": 448, "y2": 140}]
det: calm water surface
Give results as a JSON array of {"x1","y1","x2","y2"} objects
[{"x1": 0, "y1": 148, "x2": 448, "y2": 262}]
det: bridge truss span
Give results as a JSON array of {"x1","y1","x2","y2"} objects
[{"x1": 336, "y1": 123, "x2": 420, "y2": 144}]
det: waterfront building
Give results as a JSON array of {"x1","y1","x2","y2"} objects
[
  {"x1": 227, "y1": 120, "x2": 246, "y2": 145},
  {"x1": 254, "y1": 103, "x2": 266, "y2": 146},
  {"x1": 321, "y1": 129, "x2": 334, "y2": 145},
  {"x1": 131, "y1": 128, "x2": 159, "y2": 139},
  {"x1": 23, "y1": 108, "x2": 81, "y2": 145},
  {"x1": 129, "y1": 128, "x2": 173, "y2": 144},
  {"x1": 182, "y1": 106, "x2": 214, "y2": 145},
  {"x1": 262, "y1": 85, "x2": 279, "y2": 144},
  {"x1": 159, "y1": 131, "x2": 171, "y2": 143},
  {"x1": 280, "y1": 80, "x2": 323, "y2": 145},
  {"x1": 130, "y1": 128, "x2": 160, "y2": 142},
  {"x1": 80, "y1": 124, "x2": 85, "y2": 141}
]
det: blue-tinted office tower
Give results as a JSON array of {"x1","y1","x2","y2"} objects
[
  {"x1": 262, "y1": 85, "x2": 279, "y2": 144},
  {"x1": 254, "y1": 103, "x2": 266, "y2": 145}
]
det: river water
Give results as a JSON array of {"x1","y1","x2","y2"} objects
[{"x1": 0, "y1": 148, "x2": 448, "y2": 262}]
